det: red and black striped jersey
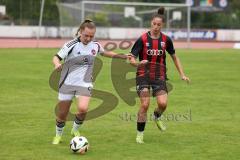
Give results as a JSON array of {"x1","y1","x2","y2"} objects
[{"x1": 131, "y1": 31, "x2": 175, "y2": 80}]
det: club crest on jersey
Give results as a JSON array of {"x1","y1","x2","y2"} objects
[
  {"x1": 146, "y1": 42, "x2": 150, "y2": 47},
  {"x1": 161, "y1": 42, "x2": 166, "y2": 48},
  {"x1": 91, "y1": 49, "x2": 96, "y2": 55}
]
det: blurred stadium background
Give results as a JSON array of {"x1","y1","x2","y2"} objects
[{"x1": 0, "y1": 0, "x2": 239, "y2": 48}]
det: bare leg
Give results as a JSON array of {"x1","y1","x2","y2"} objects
[
  {"x1": 71, "y1": 96, "x2": 91, "y2": 135},
  {"x1": 153, "y1": 91, "x2": 168, "y2": 131},
  {"x1": 53, "y1": 100, "x2": 72, "y2": 144},
  {"x1": 155, "y1": 91, "x2": 168, "y2": 118},
  {"x1": 56, "y1": 100, "x2": 72, "y2": 122},
  {"x1": 137, "y1": 88, "x2": 150, "y2": 124},
  {"x1": 136, "y1": 88, "x2": 150, "y2": 143}
]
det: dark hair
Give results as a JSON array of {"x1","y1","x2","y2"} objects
[
  {"x1": 75, "y1": 19, "x2": 96, "y2": 36},
  {"x1": 152, "y1": 7, "x2": 165, "y2": 22}
]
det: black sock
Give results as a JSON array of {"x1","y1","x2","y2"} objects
[
  {"x1": 56, "y1": 120, "x2": 65, "y2": 128},
  {"x1": 74, "y1": 115, "x2": 84, "y2": 125},
  {"x1": 137, "y1": 122, "x2": 146, "y2": 132},
  {"x1": 154, "y1": 110, "x2": 163, "y2": 119}
]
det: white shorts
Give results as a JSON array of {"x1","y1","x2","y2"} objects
[
  {"x1": 58, "y1": 84, "x2": 92, "y2": 101},
  {"x1": 58, "y1": 93, "x2": 79, "y2": 101}
]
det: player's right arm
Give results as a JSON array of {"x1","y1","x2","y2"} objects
[
  {"x1": 52, "y1": 55, "x2": 62, "y2": 71},
  {"x1": 128, "y1": 37, "x2": 148, "y2": 67},
  {"x1": 52, "y1": 39, "x2": 77, "y2": 71},
  {"x1": 52, "y1": 48, "x2": 66, "y2": 71},
  {"x1": 128, "y1": 56, "x2": 148, "y2": 67}
]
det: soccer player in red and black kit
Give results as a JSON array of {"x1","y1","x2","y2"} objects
[{"x1": 129, "y1": 7, "x2": 190, "y2": 144}]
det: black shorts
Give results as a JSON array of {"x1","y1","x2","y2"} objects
[{"x1": 136, "y1": 76, "x2": 167, "y2": 97}]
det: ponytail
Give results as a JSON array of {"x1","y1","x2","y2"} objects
[
  {"x1": 157, "y1": 7, "x2": 165, "y2": 15},
  {"x1": 152, "y1": 7, "x2": 165, "y2": 22},
  {"x1": 75, "y1": 19, "x2": 96, "y2": 36}
]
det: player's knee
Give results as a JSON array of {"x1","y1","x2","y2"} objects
[
  {"x1": 77, "y1": 106, "x2": 88, "y2": 113},
  {"x1": 141, "y1": 102, "x2": 150, "y2": 111},
  {"x1": 158, "y1": 101, "x2": 167, "y2": 109},
  {"x1": 75, "y1": 112, "x2": 86, "y2": 123}
]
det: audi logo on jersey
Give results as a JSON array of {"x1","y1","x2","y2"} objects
[{"x1": 146, "y1": 49, "x2": 164, "y2": 56}]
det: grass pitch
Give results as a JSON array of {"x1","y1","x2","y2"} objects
[{"x1": 0, "y1": 48, "x2": 239, "y2": 160}]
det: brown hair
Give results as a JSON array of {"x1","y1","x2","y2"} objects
[
  {"x1": 152, "y1": 7, "x2": 165, "y2": 22},
  {"x1": 75, "y1": 19, "x2": 96, "y2": 36}
]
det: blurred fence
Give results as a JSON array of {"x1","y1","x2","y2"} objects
[{"x1": 0, "y1": 25, "x2": 240, "y2": 42}]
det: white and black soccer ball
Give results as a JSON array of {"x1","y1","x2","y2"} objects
[{"x1": 70, "y1": 136, "x2": 89, "y2": 154}]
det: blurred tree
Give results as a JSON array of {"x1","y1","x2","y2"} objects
[
  {"x1": 0, "y1": 0, "x2": 239, "y2": 28},
  {"x1": 119, "y1": 0, "x2": 240, "y2": 29},
  {"x1": 121, "y1": 16, "x2": 140, "y2": 27},
  {"x1": 191, "y1": 0, "x2": 240, "y2": 29},
  {"x1": 87, "y1": 12, "x2": 111, "y2": 27},
  {"x1": 0, "y1": 0, "x2": 59, "y2": 26}
]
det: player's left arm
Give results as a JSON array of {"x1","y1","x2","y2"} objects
[
  {"x1": 128, "y1": 36, "x2": 146, "y2": 67},
  {"x1": 95, "y1": 42, "x2": 129, "y2": 59},
  {"x1": 170, "y1": 54, "x2": 190, "y2": 83},
  {"x1": 101, "y1": 51, "x2": 129, "y2": 59},
  {"x1": 166, "y1": 36, "x2": 190, "y2": 83}
]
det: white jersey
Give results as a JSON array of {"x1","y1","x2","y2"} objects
[{"x1": 57, "y1": 38, "x2": 104, "y2": 88}]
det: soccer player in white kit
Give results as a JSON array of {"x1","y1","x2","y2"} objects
[{"x1": 52, "y1": 19, "x2": 127, "y2": 144}]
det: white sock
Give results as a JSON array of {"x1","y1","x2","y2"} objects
[
  {"x1": 72, "y1": 121, "x2": 81, "y2": 132},
  {"x1": 137, "y1": 131, "x2": 144, "y2": 136},
  {"x1": 56, "y1": 126, "x2": 64, "y2": 136}
]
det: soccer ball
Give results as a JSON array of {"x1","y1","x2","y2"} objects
[{"x1": 70, "y1": 136, "x2": 89, "y2": 154}]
